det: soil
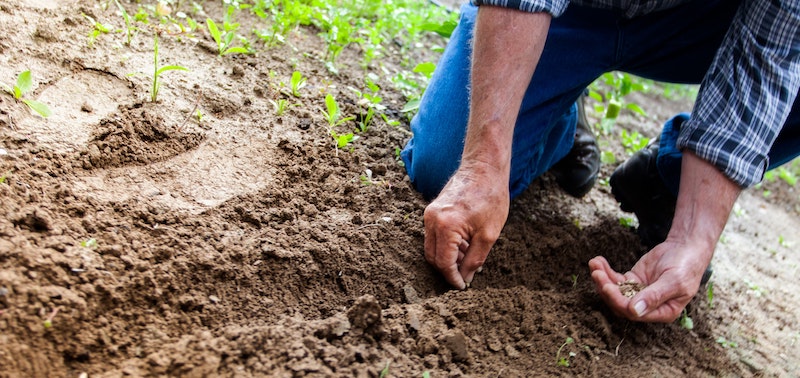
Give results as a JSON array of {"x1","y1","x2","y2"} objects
[{"x1": 1, "y1": 0, "x2": 799, "y2": 377}]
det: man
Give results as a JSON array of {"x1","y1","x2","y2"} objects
[{"x1": 401, "y1": 0, "x2": 800, "y2": 323}]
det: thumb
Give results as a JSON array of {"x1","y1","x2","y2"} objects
[{"x1": 628, "y1": 278, "x2": 687, "y2": 322}]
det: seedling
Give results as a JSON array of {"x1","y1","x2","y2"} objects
[
  {"x1": 269, "y1": 99, "x2": 290, "y2": 116},
  {"x1": 679, "y1": 309, "x2": 694, "y2": 330},
  {"x1": 2, "y1": 70, "x2": 51, "y2": 118},
  {"x1": 322, "y1": 94, "x2": 354, "y2": 128},
  {"x1": 555, "y1": 336, "x2": 575, "y2": 367},
  {"x1": 151, "y1": 34, "x2": 188, "y2": 102},
  {"x1": 43, "y1": 307, "x2": 59, "y2": 329},
  {"x1": 206, "y1": 18, "x2": 249, "y2": 56},
  {"x1": 620, "y1": 129, "x2": 649, "y2": 156},
  {"x1": 83, "y1": 13, "x2": 114, "y2": 47},
  {"x1": 715, "y1": 336, "x2": 738, "y2": 349},
  {"x1": 115, "y1": 0, "x2": 137, "y2": 45},
  {"x1": 0, "y1": 171, "x2": 9, "y2": 184},
  {"x1": 571, "y1": 274, "x2": 578, "y2": 288},
  {"x1": 706, "y1": 281, "x2": 714, "y2": 308},
  {"x1": 379, "y1": 361, "x2": 390, "y2": 378},
  {"x1": 80, "y1": 238, "x2": 98, "y2": 249},
  {"x1": 618, "y1": 217, "x2": 635, "y2": 228},
  {"x1": 290, "y1": 71, "x2": 307, "y2": 97}
]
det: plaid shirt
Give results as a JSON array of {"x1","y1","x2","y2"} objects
[{"x1": 472, "y1": 0, "x2": 800, "y2": 187}]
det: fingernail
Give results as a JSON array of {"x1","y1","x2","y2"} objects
[
  {"x1": 464, "y1": 281, "x2": 471, "y2": 289},
  {"x1": 476, "y1": 266, "x2": 483, "y2": 273},
  {"x1": 634, "y1": 300, "x2": 647, "y2": 317}
]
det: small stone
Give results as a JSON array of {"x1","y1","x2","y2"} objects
[
  {"x1": 208, "y1": 295, "x2": 220, "y2": 304},
  {"x1": 442, "y1": 330, "x2": 469, "y2": 362},
  {"x1": 403, "y1": 285, "x2": 421, "y2": 304}
]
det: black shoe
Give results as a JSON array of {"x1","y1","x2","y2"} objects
[
  {"x1": 610, "y1": 141, "x2": 713, "y2": 285},
  {"x1": 551, "y1": 94, "x2": 600, "y2": 198}
]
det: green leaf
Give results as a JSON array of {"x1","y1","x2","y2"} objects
[
  {"x1": 206, "y1": 18, "x2": 222, "y2": 45},
  {"x1": 412, "y1": 62, "x2": 436, "y2": 79},
  {"x1": 222, "y1": 46, "x2": 249, "y2": 55},
  {"x1": 421, "y1": 20, "x2": 457, "y2": 38},
  {"x1": 22, "y1": 99, "x2": 51, "y2": 118},
  {"x1": 625, "y1": 102, "x2": 647, "y2": 116},
  {"x1": 155, "y1": 65, "x2": 189, "y2": 76},
  {"x1": 401, "y1": 98, "x2": 420, "y2": 113},
  {"x1": 16, "y1": 70, "x2": 33, "y2": 94}
]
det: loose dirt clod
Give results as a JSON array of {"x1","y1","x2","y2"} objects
[{"x1": 618, "y1": 280, "x2": 646, "y2": 298}]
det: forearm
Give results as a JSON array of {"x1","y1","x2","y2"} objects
[
  {"x1": 667, "y1": 152, "x2": 741, "y2": 260},
  {"x1": 461, "y1": 6, "x2": 551, "y2": 177}
]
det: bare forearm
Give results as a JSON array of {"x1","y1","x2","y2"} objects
[
  {"x1": 462, "y1": 7, "x2": 551, "y2": 176},
  {"x1": 668, "y1": 152, "x2": 741, "y2": 260}
]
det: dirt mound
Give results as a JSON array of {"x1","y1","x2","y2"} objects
[
  {"x1": 83, "y1": 103, "x2": 204, "y2": 169},
  {"x1": 1, "y1": 0, "x2": 798, "y2": 377}
]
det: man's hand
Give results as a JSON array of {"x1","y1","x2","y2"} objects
[
  {"x1": 424, "y1": 164, "x2": 510, "y2": 289},
  {"x1": 591, "y1": 152, "x2": 740, "y2": 322},
  {"x1": 422, "y1": 6, "x2": 551, "y2": 289},
  {"x1": 588, "y1": 239, "x2": 711, "y2": 322}
]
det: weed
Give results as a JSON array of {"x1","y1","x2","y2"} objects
[
  {"x1": 716, "y1": 336, "x2": 738, "y2": 349},
  {"x1": 151, "y1": 33, "x2": 188, "y2": 102},
  {"x1": 115, "y1": 0, "x2": 137, "y2": 45},
  {"x1": 83, "y1": 13, "x2": 114, "y2": 48},
  {"x1": 206, "y1": 18, "x2": 249, "y2": 56},
  {"x1": 620, "y1": 129, "x2": 649, "y2": 156},
  {"x1": 80, "y1": 238, "x2": 98, "y2": 249},
  {"x1": 290, "y1": 71, "x2": 307, "y2": 97},
  {"x1": 379, "y1": 360, "x2": 390, "y2": 378},
  {"x1": 618, "y1": 217, "x2": 635, "y2": 228},
  {"x1": 589, "y1": 72, "x2": 647, "y2": 135},
  {"x1": 2, "y1": 70, "x2": 51, "y2": 118},
  {"x1": 556, "y1": 337, "x2": 575, "y2": 367},
  {"x1": 269, "y1": 99, "x2": 292, "y2": 116},
  {"x1": 706, "y1": 281, "x2": 714, "y2": 309},
  {"x1": 679, "y1": 309, "x2": 694, "y2": 330}
]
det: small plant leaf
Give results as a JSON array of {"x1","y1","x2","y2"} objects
[
  {"x1": 22, "y1": 99, "x2": 52, "y2": 118},
  {"x1": 222, "y1": 46, "x2": 249, "y2": 55},
  {"x1": 16, "y1": 70, "x2": 33, "y2": 94},
  {"x1": 156, "y1": 65, "x2": 189, "y2": 76},
  {"x1": 625, "y1": 102, "x2": 647, "y2": 116},
  {"x1": 206, "y1": 18, "x2": 222, "y2": 45}
]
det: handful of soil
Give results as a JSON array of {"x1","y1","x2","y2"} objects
[{"x1": 618, "y1": 280, "x2": 646, "y2": 298}]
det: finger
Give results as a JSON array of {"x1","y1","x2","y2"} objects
[
  {"x1": 460, "y1": 236, "x2": 492, "y2": 286},
  {"x1": 456, "y1": 239, "x2": 468, "y2": 265},
  {"x1": 628, "y1": 277, "x2": 692, "y2": 322},
  {"x1": 434, "y1": 231, "x2": 466, "y2": 290},
  {"x1": 588, "y1": 256, "x2": 627, "y2": 285}
]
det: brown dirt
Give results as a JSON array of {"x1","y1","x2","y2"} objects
[{"x1": 1, "y1": 1, "x2": 798, "y2": 377}]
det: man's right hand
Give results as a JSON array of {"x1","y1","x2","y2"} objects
[{"x1": 424, "y1": 164, "x2": 509, "y2": 289}]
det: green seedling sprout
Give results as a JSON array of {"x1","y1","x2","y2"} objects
[
  {"x1": 83, "y1": 13, "x2": 114, "y2": 48},
  {"x1": 706, "y1": 281, "x2": 715, "y2": 308},
  {"x1": 2, "y1": 70, "x2": 51, "y2": 118},
  {"x1": 151, "y1": 34, "x2": 188, "y2": 102},
  {"x1": 269, "y1": 99, "x2": 289, "y2": 116},
  {"x1": 81, "y1": 238, "x2": 98, "y2": 249},
  {"x1": 379, "y1": 360, "x2": 390, "y2": 378},
  {"x1": 716, "y1": 336, "x2": 738, "y2": 349},
  {"x1": 290, "y1": 71, "x2": 307, "y2": 97},
  {"x1": 322, "y1": 94, "x2": 357, "y2": 150},
  {"x1": 679, "y1": 309, "x2": 694, "y2": 330},
  {"x1": 43, "y1": 307, "x2": 59, "y2": 329},
  {"x1": 206, "y1": 18, "x2": 249, "y2": 56},
  {"x1": 556, "y1": 336, "x2": 575, "y2": 367},
  {"x1": 115, "y1": 0, "x2": 137, "y2": 45},
  {"x1": 0, "y1": 171, "x2": 9, "y2": 184}
]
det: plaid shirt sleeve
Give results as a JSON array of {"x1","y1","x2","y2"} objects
[
  {"x1": 677, "y1": 0, "x2": 800, "y2": 188},
  {"x1": 470, "y1": 0, "x2": 571, "y2": 16}
]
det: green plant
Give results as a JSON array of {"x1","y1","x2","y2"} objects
[
  {"x1": 620, "y1": 129, "x2": 650, "y2": 156},
  {"x1": 80, "y1": 238, "x2": 98, "y2": 249},
  {"x1": 151, "y1": 34, "x2": 188, "y2": 102},
  {"x1": 0, "y1": 171, "x2": 9, "y2": 184},
  {"x1": 619, "y1": 217, "x2": 635, "y2": 228},
  {"x1": 206, "y1": 18, "x2": 249, "y2": 56},
  {"x1": 115, "y1": 0, "x2": 137, "y2": 45},
  {"x1": 588, "y1": 72, "x2": 648, "y2": 135},
  {"x1": 2, "y1": 70, "x2": 51, "y2": 118},
  {"x1": 379, "y1": 360, "x2": 390, "y2": 378},
  {"x1": 270, "y1": 99, "x2": 289, "y2": 116},
  {"x1": 716, "y1": 336, "x2": 738, "y2": 349},
  {"x1": 706, "y1": 281, "x2": 714, "y2": 308},
  {"x1": 83, "y1": 13, "x2": 114, "y2": 47},
  {"x1": 290, "y1": 71, "x2": 307, "y2": 97},
  {"x1": 556, "y1": 336, "x2": 575, "y2": 367},
  {"x1": 679, "y1": 309, "x2": 694, "y2": 330},
  {"x1": 322, "y1": 94, "x2": 357, "y2": 149}
]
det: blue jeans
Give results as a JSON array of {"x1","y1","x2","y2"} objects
[{"x1": 402, "y1": 0, "x2": 800, "y2": 200}]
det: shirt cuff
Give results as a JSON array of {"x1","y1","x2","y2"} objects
[{"x1": 471, "y1": 0, "x2": 570, "y2": 17}]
